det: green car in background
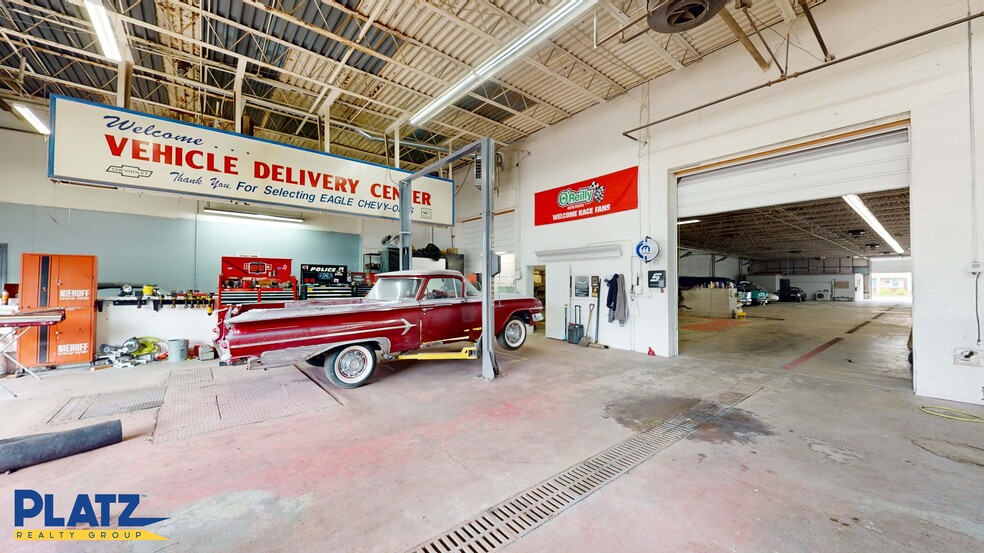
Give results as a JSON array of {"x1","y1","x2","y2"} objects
[{"x1": 737, "y1": 281, "x2": 773, "y2": 306}]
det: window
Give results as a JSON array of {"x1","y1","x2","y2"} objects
[
  {"x1": 366, "y1": 278, "x2": 422, "y2": 301},
  {"x1": 423, "y1": 278, "x2": 462, "y2": 300}
]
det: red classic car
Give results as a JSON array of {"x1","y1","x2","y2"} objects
[{"x1": 215, "y1": 270, "x2": 544, "y2": 388}]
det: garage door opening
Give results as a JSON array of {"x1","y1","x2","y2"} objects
[
  {"x1": 871, "y1": 272, "x2": 913, "y2": 298},
  {"x1": 674, "y1": 127, "x2": 913, "y2": 391},
  {"x1": 531, "y1": 265, "x2": 546, "y2": 322}
]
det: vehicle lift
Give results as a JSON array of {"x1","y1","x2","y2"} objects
[
  {"x1": 397, "y1": 345, "x2": 479, "y2": 361},
  {"x1": 396, "y1": 138, "x2": 500, "y2": 377}
]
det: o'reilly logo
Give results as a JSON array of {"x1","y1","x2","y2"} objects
[{"x1": 557, "y1": 181, "x2": 605, "y2": 207}]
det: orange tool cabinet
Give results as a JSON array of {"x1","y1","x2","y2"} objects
[{"x1": 18, "y1": 254, "x2": 97, "y2": 367}]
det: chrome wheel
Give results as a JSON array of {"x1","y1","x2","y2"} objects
[
  {"x1": 326, "y1": 344, "x2": 377, "y2": 388},
  {"x1": 338, "y1": 350, "x2": 368, "y2": 379},
  {"x1": 497, "y1": 317, "x2": 528, "y2": 350}
]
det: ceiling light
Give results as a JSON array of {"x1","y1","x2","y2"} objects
[
  {"x1": 12, "y1": 103, "x2": 50, "y2": 134},
  {"x1": 408, "y1": 0, "x2": 597, "y2": 126},
  {"x1": 535, "y1": 243, "x2": 621, "y2": 260},
  {"x1": 843, "y1": 194, "x2": 904, "y2": 254},
  {"x1": 203, "y1": 207, "x2": 304, "y2": 223},
  {"x1": 84, "y1": 0, "x2": 122, "y2": 62},
  {"x1": 677, "y1": 219, "x2": 702, "y2": 225}
]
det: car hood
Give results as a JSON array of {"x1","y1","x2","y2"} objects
[{"x1": 225, "y1": 298, "x2": 411, "y2": 324}]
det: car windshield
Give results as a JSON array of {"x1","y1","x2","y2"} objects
[{"x1": 366, "y1": 278, "x2": 422, "y2": 301}]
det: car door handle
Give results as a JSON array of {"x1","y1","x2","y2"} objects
[{"x1": 422, "y1": 307, "x2": 435, "y2": 312}]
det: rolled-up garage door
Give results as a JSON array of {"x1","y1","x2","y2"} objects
[{"x1": 677, "y1": 128, "x2": 910, "y2": 218}]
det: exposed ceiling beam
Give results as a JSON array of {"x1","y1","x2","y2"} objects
[
  {"x1": 597, "y1": 0, "x2": 684, "y2": 70},
  {"x1": 411, "y1": 0, "x2": 608, "y2": 104},
  {"x1": 312, "y1": 0, "x2": 573, "y2": 122},
  {"x1": 472, "y1": 0, "x2": 626, "y2": 92},
  {"x1": 718, "y1": 7, "x2": 770, "y2": 71},
  {"x1": 237, "y1": 0, "x2": 550, "y2": 133},
  {"x1": 16, "y1": 0, "x2": 521, "y2": 148},
  {"x1": 773, "y1": 0, "x2": 798, "y2": 23}
]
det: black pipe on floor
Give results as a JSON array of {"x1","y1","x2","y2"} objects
[{"x1": 0, "y1": 420, "x2": 123, "y2": 473}]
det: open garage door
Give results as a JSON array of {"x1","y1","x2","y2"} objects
[
  {"x1": 675, "y1": 125, "x2": 913, "y2": 392},
  {"x1": 461, "y1": 211, "x2": 516, "y2": 291},
  {"x1": 678, "y1": 128, "x2": 910, "y2": 218}
]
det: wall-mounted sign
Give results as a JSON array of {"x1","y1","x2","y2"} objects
[
  {"x1": 48, "y1": 96, "x2": 454, "y2": 225},
  {"x1": 635, "y1": 237, "x2": 660, "y2": 262},
  {"x1": 300, "y1": 264, "x2": 350, "y2": 285},
  {"x1": 534, "y1": 166, "x2": 638, "y2": 226},
  {"x1": 573, "y1": 275, "x2": 591, "y2": 298},
  {"x1": 648, "y1": 270, "x2": 666, "y2": 289}
]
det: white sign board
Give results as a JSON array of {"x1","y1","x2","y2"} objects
[{"x1": 48, "y1": 96, "x2": 454, "y2": 225}]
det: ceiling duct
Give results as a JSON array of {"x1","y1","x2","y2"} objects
[{"x1": 647, "y1": 0, "x2": 728, "y2": 33}]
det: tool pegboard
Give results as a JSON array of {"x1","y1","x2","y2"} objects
[{"x1": 219, "y1": 256, "x2": 297, "y2": 306}]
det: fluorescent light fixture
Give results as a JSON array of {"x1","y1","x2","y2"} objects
[
  {"x1": 12, "y1": 103, "x2": 50, "y2": 135},
  {"x1": 535, "y1": 243, "x2": 621, "y2": 260},
  {"x1": 842, "y1": 194, "x2": 904, "y2": 254},
  {"x1": 203, "y1": 207, "x2": 304, "y2": 223},
  {"x1": 408, "y1": 0, "x2": 597, "y2": 126},
  {"x1": 677, "y1": 219, "x2": 702, "y2": 225},
  {"x1": 84, "y1": 0, "x2": 122, "y2": 62}
]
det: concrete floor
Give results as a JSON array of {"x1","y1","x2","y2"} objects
[
  {"x1": 1, "y1": 299, "x2": 982, "y2": 552},
  {"x1": 680, "y1": 298, "x2": 914, "y2": 390}
]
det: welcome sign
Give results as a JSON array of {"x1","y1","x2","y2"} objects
[
  {"x1": 534, "y1": 166, "x2": 638, "y2": 226},
  {"x1": 48, "y1": 96, "x2": 453, "y2": 225}
]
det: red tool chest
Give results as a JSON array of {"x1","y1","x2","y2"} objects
[
  {"x1": 18, "y1": 254, "x2": 98, "y2": 367},
  {"x1": 218, "y1": 256, "x2": 297, "y2": 306}
]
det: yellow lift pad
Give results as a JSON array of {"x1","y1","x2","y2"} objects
[{"x1": 397, "y1": 345, "x2": 478, "y2": 361}]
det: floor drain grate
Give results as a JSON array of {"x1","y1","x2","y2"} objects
[
  {"x1": 407, "y1": 381, "x2": 764, "y2": 553},
  {"x1": 47, "y1": 386, "x2": 166, "y2": 424}
]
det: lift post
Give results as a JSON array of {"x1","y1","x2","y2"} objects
[{"x1": 398, "y1": 137, "x2": 499, "y2": 380}]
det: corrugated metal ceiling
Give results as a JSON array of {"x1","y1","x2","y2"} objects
[{"x1": 0, "y1": 0, "x2": 827, "y2": 169}]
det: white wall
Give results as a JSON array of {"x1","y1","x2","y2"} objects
[
  {"x1": 679, "y1": 251, "x2": 741, "y2": 281},
  {"x1": 787, "y1": 274, "x2": 857, "y2": 300},
  {"x1": 513, "y1": 0, "x2": 984, "y2": 404},
  {"x1": 716, "y1": 257, "x2": 741, "y2": 281},
  {"x1": 745, "y1": 275, "x2": 781, "y2": 293},
  {"x1": 871, "y1": 256, "x2": 914, "y2": 273}
]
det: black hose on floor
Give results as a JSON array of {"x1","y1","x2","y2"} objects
[{"x1": 0, "y1": 420, "x2": 123, "y2": 473}]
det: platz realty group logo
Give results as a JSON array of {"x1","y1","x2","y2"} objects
[{"x1": 13, "y1": 490, "x2": 168, "y2": 542}]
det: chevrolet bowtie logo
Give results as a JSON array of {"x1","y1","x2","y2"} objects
[{"x1": 107, "y1": 165, "x2": 153, "y2": 178}]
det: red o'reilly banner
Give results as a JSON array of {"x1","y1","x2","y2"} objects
[{"x1": 534, "y1": 166, "x2": 638, "y2": 226}]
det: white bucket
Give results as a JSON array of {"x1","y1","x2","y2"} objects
[{"x1": 167, "y1": 339, "x2": 188, "y2": 362}]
